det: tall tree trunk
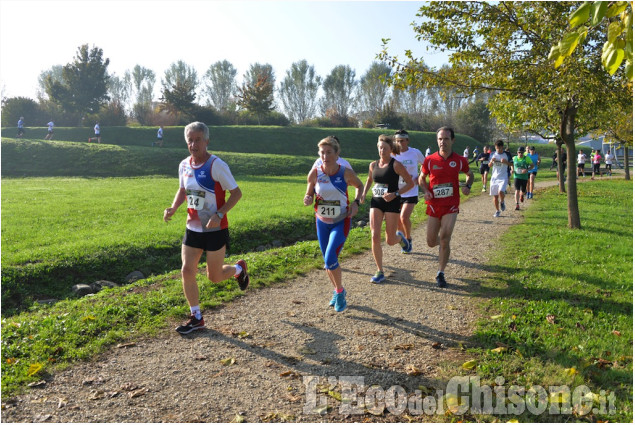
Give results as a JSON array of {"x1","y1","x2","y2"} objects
[
  {"x1": 561, "y1": 101, "x2": 581, "y2": 229},
  {"x1": 623, "y1": 143, "x2": 631, "y2": 180},
  {"x1": 556, "y1": 139, "x2": 565, "y2": 193}
]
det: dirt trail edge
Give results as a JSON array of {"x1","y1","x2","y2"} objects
[{"x1": 3, "y1": 183, "x2": 555, "y2": 423}]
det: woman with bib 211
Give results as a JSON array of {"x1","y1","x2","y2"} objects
[{"x1": 304, "y1": 136, "x2": 363, "y2": 312}]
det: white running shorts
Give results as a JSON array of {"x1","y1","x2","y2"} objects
[{"x1": 489, "y1": 179, "x2": 508, "y2": 196}]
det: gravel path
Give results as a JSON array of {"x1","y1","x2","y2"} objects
[{"x1": 3, "y1": 184, "x2": 553, "y2": 423}]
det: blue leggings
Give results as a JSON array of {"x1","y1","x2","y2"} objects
[{"x1": 316, "y1": 217, "x2": 351, "y2": 270}]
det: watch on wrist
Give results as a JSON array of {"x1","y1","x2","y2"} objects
[
  {"x1": 394, "y1": 192, "x2": 401, "y2": 197},
  {"x1": 216, "y1": 211, "x2": 225, "y2": 219}
]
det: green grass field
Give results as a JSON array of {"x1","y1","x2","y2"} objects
[
  {"x1": 1, "y1": 130, "x2": 631, "y2": 419},
  {"x1": 441, "y1": 179, "x2": 633, "y2": 422}
]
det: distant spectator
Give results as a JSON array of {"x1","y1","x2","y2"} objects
[
  {"x1": 424, "y1": 146, "x2": 431, "y2": 157},
  {"x1": 463, "y1": 146, "x2": 469, "y2": 158},
  {"x1": 88, "y1": 122, "x2": 101, "y2": 143},
  {"x1": 605, "y1": 149, "x2": 614, "y2": 176},
  {"x1": 577, "y1": 150, "x2": 587, "y2": 177},
  {"x1": 17, "y1": 117, "x2": 25, "y2": 138},
  {"x1": 153, "y1": 126, "x2": 164, "y2": 147},
  {"x1": 44, "y1": 120, "x2": 54, "y2": 140}
]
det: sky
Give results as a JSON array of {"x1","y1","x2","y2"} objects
[{"x1": 0, "y1": 0, "x2": 448, "y2": 102}]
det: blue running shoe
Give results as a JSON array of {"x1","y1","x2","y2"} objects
[
  {"x1": 329, "y1": 289, "x2": 346, "y2": 307},
  {"x1": 405, "y1": 238, "x2": 413, "y2": 253},
  {"x1": 500, "y1": 201, "x2": 506, "y2": 211},
  {"x1": 334, "y1": 290, "x2": 347, "y2": 312},
  {"x1": 396, "y1": 231, "x2": 408, "y2": 249},
  {"x1": 370, "y1": 271, "x2": 385, "y2": 283}
]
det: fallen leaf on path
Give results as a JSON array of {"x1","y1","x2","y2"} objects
[
  {"x1": 394, "y1": 343, "x2": 414, "y2": 351},
  {"x1": 546, "y1": 315, "x2": 556, "y2": 324},
  {"x1": 405, "y1": 364, "x2": 423, "y2": 376},
  {"x1": 490, "y1": 314, "x2": 504, "y2": 320},
  {"x1": 612, "y1": 330, "x2": 622, "y2": 336},
  {"x1": 462, "y1": 360, "x2": 477, "y2": 370},
  {"x1": 279, "y1": 370, "x2": 299, "y2": 379},
  {"x1": 27, "y1": 380, "x2": 46, "y2": 388},
  {"x1": 116, "y1": 342, "x2": 136, "y2": 349},
  {"x1": 491, "y1": 347, "x2": 507, "y2": 354},
  {"x1": 220, "y1": 357, "x2": 236, "y2": 366},
  {"x1": 128, "y1": 388, "x2": 147, "y2": 398},
  {"x1": 231, "y1": 414, "x2": 245, "y2": 423}
]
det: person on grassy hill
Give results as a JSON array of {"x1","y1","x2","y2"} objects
[
  {"x1": 154, "y1": 126, "x2": 164, "y2": 147},
  {"x1": 44, "y1": 120, "x2": 54, "y2": 140},
  {"x1": 361, "y1": 134, "x2": 414, "y2": 283},
  {"x1": 463, "y1": 145, "x2": 469, "y2": 158},
  {"x1": 303, "y1": 136, "x2": 363, "y2": 312},
  {"x1": 476, "y1": 146, "x2": 491, "y2": 192},
  {"x1": 419, "y1": 126, "x2": 474, "y2": 288},
  {"x1": 88, "y1": 122, "x2": 101, "y2": 143},
  {"x1": 488, "y1": 140, "x2": 510, "y2": 218},
  {"x1": 605, "y1": 149, "x2": 614, "y2": 176},
  {"x1": 526, "y1": 146, "x2": 540, "y2": 199},
  {"x1": 17, "y1": 117, "x2": 25, "y2": 138},
  {"x1": 550, "y1": 150, "x2": 558, "y2": 170},
  {"x1": 512, "y1": 146, "x2": 533, "y2": 210},
  {"x1": 468, "y1": 146, "x2": 479, "y2": 164},
  {"x1": 163, "y1": 121, "x2": 249, "y2": 335},
  {"x1": 591, "y1": 149, "x2": 602, "y2": 180},
  {"x1": 392, "y1": 129, "x2": 424, "y2": 254}
]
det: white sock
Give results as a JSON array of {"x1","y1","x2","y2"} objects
[
  {"x1": 234, "y1": 264, "x2": 243, "y2": 277},
  {"x1": 190, "y1": 305, "x2": 202, "y2": 320},
  {"x1": 437, "y1": 270, "x2": 444, "y2": 276}
]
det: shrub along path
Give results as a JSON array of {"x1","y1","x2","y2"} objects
[{"x1": 3, "y1": 183, "x2": 554, "y2": 422}]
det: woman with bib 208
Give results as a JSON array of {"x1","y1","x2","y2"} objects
[
  {"x1": 304, "y1": 136, "x2": 363, "y2": 312},
  {"x1": 362, "y1": 134, "x2": 414, "y2": 283}
]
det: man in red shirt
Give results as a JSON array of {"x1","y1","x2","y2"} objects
[{"x1": 419, "y1": 127, "x2": 474, "y2": 288}]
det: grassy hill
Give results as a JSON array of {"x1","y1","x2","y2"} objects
[{"x1": 1, "y1": 125, "x2": 480, "y2": 169}]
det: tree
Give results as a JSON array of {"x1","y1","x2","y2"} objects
[
  {"x1": 1, "y1": 97, "x2": 42, "y2": 128},
  {"x1": 320, "y1": 65, "x2": 357, "y2": 118},
  {"x1": 129, "y1": 65, "x2": 156, "y2": 125},
  {"x1": 380, "y1": 2, "x2": 628, "y2": 229},
  {"x1": 236, "y1": 74, "x2": 275, "y2": 125},
  {"x1": 357, "y1": 62, "x2": 393, "y2": 118},
  {"x1": 454, "y1": 98, "x2": 492, "y2": 143},
  {"x1": 44, "y1": 44, "x2": 110, "y2": 121},
  {"x1": 551, "y1": 1, "x2": 633, "y2": 79},
  {"x1": 37, "y1": 66, "x2": 63, "y2": 100},
  {"x1": 279, "y1": 60, "x2": 322, "y2": 124},
  {"x1": 160, "y1": 61, "x2": 198, "y2": 123},
  {"x1": 107, "y1": 73, "x2": 131, "y2": 113},
  {"x1": 202, "y1": 60, "x2": 237, "y2": 112},
  {"x1": 237, "y1": 64, "x2": 276, "y2": 124}
]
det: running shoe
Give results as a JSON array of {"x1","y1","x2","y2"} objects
[
  {"x1": 405, "y1": 238, "x2": 413, "y2": 254},
  {"x1": 370, "y1": 271, "x2": 385, "y2": 283},
  {"x1": 501, "y1": 201, "x2": 506, "y2": 211},
  {"x1": 334, "y1": 290, "x2": 347, "y2": 312},
  {"x1": 481, "y1": 186, "x2": 486, "y2": 192},
  {"x1": 436, "y1": 272, "x2": 447, "y2": 288},
  {"x1": 175, "y1": 315, "x2": 205, "y2": 334},
  {"x1": 235, "y1": 259, "x2": 249, "y2": 290},
  {"x1": 329, "y1": 289, "x2": 346, "y2": 307},
  {"x1": 515, "y1": 204, "x2": 520, "y2": 211},
  {"x1": 493, "y1": 210, "x2": 501, "y2": 217},
  {"x1": 396, "y1": 231, "x2": 408, "y2": 249}
]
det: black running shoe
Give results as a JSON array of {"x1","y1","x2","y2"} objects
[
  {"x1": 236, "y1": 259, "x2": 249, "y2": 290},
  {"x1": 436, "y1": 273, "x2": 447, "y2": 288},
  {"x1": 175, "y1": 315, "x2": 205, "y2": 334}
]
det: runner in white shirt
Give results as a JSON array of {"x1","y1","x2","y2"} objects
[
  {"x1": 488, "y1": 140, "x2": 510, "y2": 217},
  {"x1": 463, "y1": 146, "x2": 470, "y2": 158},
  {"x1": 88, "y1": 122, "x2": 101, "y2": 143},
  {"x1": 163, "y1": 122, "x2": 249, "y2": 335},
  {"x1": 392, "y1": 129, "x2": 425, "y2": 253},
  {"x1": 577, "y1": 150, "x2": 587, "y2": 177},
  {"x1": 44, "y1": 120, "x2": 54, "y2": 140},
  {"x1": 604, "y1": 149, "x2": 614, "y2": 176}
]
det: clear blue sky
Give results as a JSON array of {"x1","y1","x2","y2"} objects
[{"x1": 0, "y1": 0, "x2": 448, "y2": 101}]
